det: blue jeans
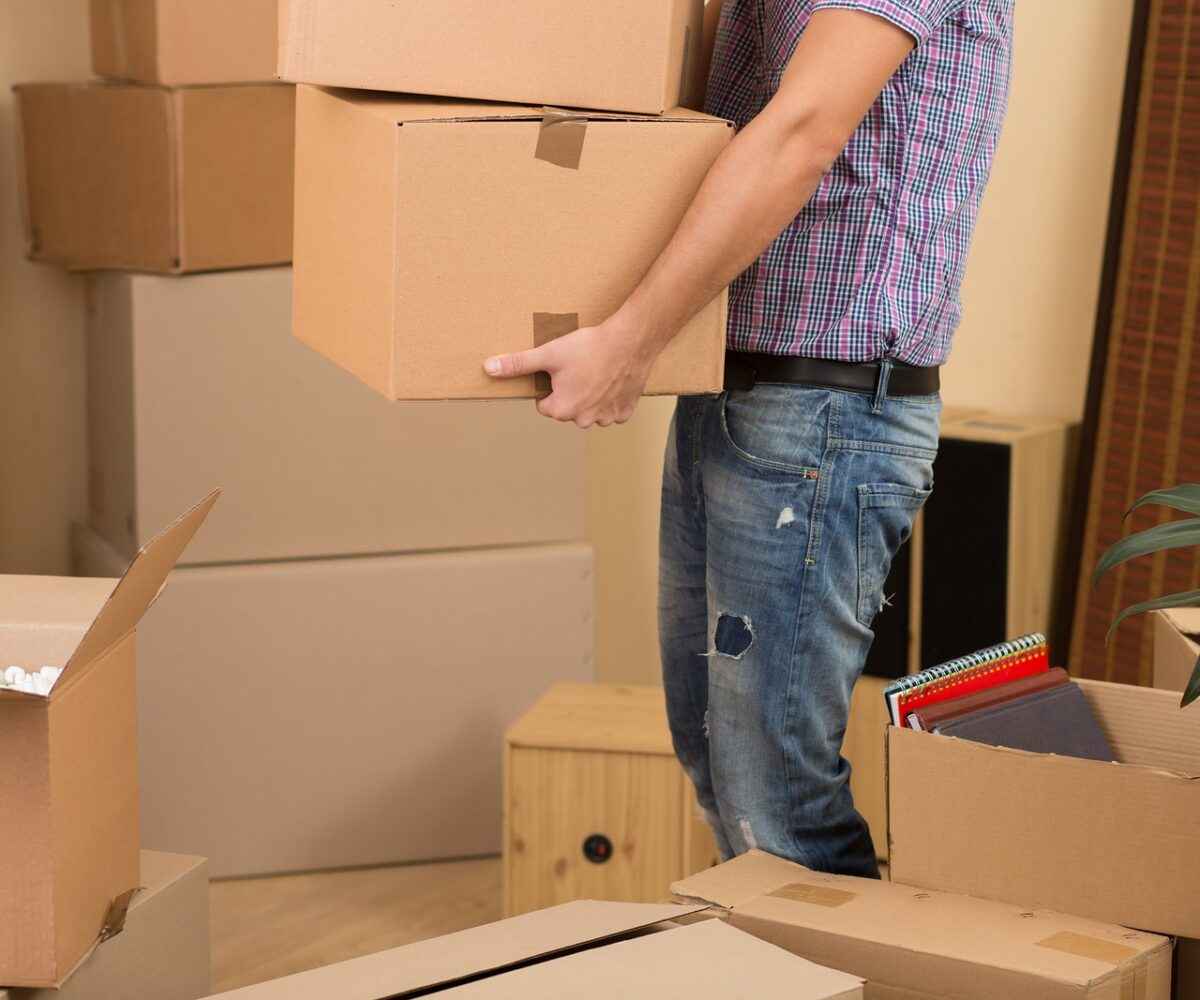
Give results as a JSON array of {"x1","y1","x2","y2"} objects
[{"x1": 659, "y1": 376, "x2": 940, "y2": 877}]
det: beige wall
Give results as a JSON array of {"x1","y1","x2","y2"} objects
[
  {"x1": 592, "y1": 0, "x2": 1135, "y2": 684},
  {"x1": 0, "y1": 3, "x2": 91, "y2": 575}
]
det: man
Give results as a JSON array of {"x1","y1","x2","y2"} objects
[{"x1": 486, "y1": 0, "x2": 1013, "y2": 876}]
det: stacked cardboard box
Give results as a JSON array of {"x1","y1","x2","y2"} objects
[
  {"x1": 0, "y1": 496, "x2": 215, "y2": 990},
  {"x1": 15, "y1": 0, "x2": 290, "y2": 274},
  {"x1": 278, "y1": 0, "x2": 731, "y2": 400}
]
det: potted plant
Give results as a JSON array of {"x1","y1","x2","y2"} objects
[{"x1": 1095, "y1": 484, "x2": 1200, "y2": 706}]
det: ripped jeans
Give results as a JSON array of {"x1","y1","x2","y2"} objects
[{"x1": 659, "y1": 379, "x2": 939, "y2": 877}]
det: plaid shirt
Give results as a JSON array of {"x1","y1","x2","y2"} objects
[{"x1": 707, "y1": 0, "x2": 1013, "y2": 365}]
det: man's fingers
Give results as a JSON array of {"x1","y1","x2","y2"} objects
[{"x1": 484, "y1": 344, "x2": 552, "y2": 379}]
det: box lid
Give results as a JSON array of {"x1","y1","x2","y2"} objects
[
  {"x1": 672, "y1": 852, "x2": 1168, "y2": 990},
  {"x1": 1157, "y1": 608, "x2": 1200, "y2": 645},
  {"x1": 318, "y1": 88, "x2": 725, "y2": 127},
  {"x1": 0, "y1": 491, "x2": 218, "y2": 703},
  {"x1": 506, "y1": 683, "x2": 674, "y2": 754},
  {"x1": 437, "y1": 918, "x2": 864, "y2": 998},
  {"x1": 205, "y1": 901, "x2": 703, "y2": 999}
]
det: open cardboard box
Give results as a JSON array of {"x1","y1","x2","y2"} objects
[
  {"x1": 278, "y1": 0, "x2": 705, "y2": 115},
  {"x1": 0, "y1": 492, "x2": 217, "y2": 988},
  {"x1": 672, "y1": 850, "x2": 1172, "y2": 1000},
  {"x1": 888, "y1": 677, "x2": 1200, "y2": 939},
  {"x1": 202, "y1": 900, "x2": 864, "y2": 999},
  {"x1": 293, "y1": 86, "x2": 730, "y2": 401}
]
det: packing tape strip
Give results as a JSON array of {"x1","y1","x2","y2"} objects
[
  {"x1": 1035, "y1": 931, "x2": 1140, "y2": 966},
  {"x1": 768, "y1": 882, "x2": 857, "y2": 908},
  {"x1": 531, "y1": 312, "x2": 579, "y2": 394},
  {"x1": 535, "y1": 109, "x2": 588, "y2": 170},
  {"x1": 99, "y1": 887, "x2": 140, "y2": 942}
]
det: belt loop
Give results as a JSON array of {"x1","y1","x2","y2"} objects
[{"x1": 872, "y1": 359, "x2": 893, "y2": 414}]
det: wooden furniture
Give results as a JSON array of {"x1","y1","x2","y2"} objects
[{"x1": 504, "y1": 683, "x2": 720, "y2": 917}]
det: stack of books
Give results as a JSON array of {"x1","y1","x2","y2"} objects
[{"x1": 884, "y1": 634, "x2": 1114, "y2": 761}]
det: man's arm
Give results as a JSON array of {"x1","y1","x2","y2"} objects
[{"x1": 485, "y1": 9, "x2": 915, "y2": 428}]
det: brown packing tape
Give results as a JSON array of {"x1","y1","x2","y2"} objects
[
  {"x1": 767, "y1": 882, "x2": 857, "y2": 909},
  {"x1": 531, "y1": 312, "x2": 579, "y2": 395},
  {"x1": 100, "y1": 887, "x2": 140, "y2": 942},
  {"x1": 1036, "y1": 931, "x2": 1140, "y2": 966},
  {"x1": 535, "y1": 109, "x2": 588, "y2": 170}
]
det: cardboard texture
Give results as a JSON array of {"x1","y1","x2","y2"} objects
[
  {"x1": 74, "y1": 527, "x2": 595, "y2": 877},
  {"x1": 888, "y1": 677, "x2": 1200, "y2": 939},
  {"x1": 292, "y1": 86, "x2": 730, "y2": 401},
  {"x1": 0, "y1": 496, "x2": 216, "y2": 988},
  {"x1": 278, "y1": 0, "x2": 705, "y2": 115},
  {"x1": 15, "y1": 83, "x2": 293, "y2": 273},
  {"x1": 3, "y1": 851, "x2": 211, "y2": 1000},
  {"x1": 1153, "y1": 608, "x2": 1200, "y2": 695},
  {"x1": 202, "y1": 904, "x2": 862, "y2": 999},
  {"x1": 85, "y1": 269, "x2": 586, "y2": 564},
  {"x1": 92, "y1": 0, "x2": 278, "y2": 85},
  {"x1": 672, "y1": 851, "x2": 1171, "y2": 1000}
]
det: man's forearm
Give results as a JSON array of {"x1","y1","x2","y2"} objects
[{"x1": 614, "y1": 9, "x2": 915, "y2": 360}]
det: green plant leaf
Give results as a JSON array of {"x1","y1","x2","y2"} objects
[
  {"x1": 1105, "y1": 588, "x2": 1200, "y2": 642},
  {"x1": 1093, "y1": 518, "x2": 1200, "y2": 584},
  {"x1": 1128, "y1": 484, "x2": 1200, "y2": 519},
  {"x1": 1183, "y1": 653, "x2": 1200, "y2": 708}
]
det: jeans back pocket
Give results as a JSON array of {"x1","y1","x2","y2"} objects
[{"x1": 856, "y1": 483, "x2": 931, "y2": 627}]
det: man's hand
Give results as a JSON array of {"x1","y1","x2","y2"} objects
[{"x1": 484, "y1": 312, "x2": 657, "y2": 429}]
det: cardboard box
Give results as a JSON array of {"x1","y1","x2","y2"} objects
[
  {"x1": 15, "y1": 83, "x2": 293, "y2": 273},
  {"x1": 1153, "y1": 608, "x2": 1200, "y2": 695},
  {"x1": 278, "y1": 0, "x2": 705, "y2": 115},
  {"x1": 888, "y1": 677, "x2": 1200, "y2": 938},
  {"x1": 3, "y1": 851, "x2": 211, "y2": 1000},
  {"x1": 92, "y1": 0, "x2": 278, "y2": 85},
  {"x1": 293, "y1": 86, "x2": 730, "y2": 401},
  {"x1": 504, "y1": 683, "x2": 721, "y2": 916},
  {"x1": 672, "y1": 850, "x2": 1172, "y2": 1000},
  {"x1": 200, "y1": 901, "x2": 863, "y2": 999},
  {"x1": 74, "y1": 526, "x2": 595, "y2": 877},
  {"x1": 86, "y1": 268, "x2": 586, "y2": 564},
  {"x1": 0, "y1": 495, "x2": 216, "y2": 988}
]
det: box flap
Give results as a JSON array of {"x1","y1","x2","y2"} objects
[
  {"x1": 58, "y1": 491, "x2": 219, "y2": 684},
  {"x1": 438, "y1": 918, "x2": 865, "y2": 998},
  {"x1": 206, "y1": 900, "x2": 702, "y2": 999},
  {"x1": 1078, "y1": 677, "x2": 1200, "y2": 776},
  {"x1": 1159, "y1": 607, "x2": 1200, "y2": 641},
  {"x1": 687, "y1": 852, "x2": 1167, "y2": 991},
  {"x1": 318, "y1": 87, "x2": 725, "y2": 126},
  {"x1": 671, "y1": 849, "x2": 806, "y2": 909}
]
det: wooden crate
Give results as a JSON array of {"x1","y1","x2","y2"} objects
[{"x1": 504, "y1": 683, "x2": 720, "y2": 916}]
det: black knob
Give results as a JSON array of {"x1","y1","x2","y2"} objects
[{"x1": 582, "y1": 834, "x2": 613, "y2": 864}]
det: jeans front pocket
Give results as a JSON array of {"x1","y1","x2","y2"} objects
[{"x1": 856, "y1": 483, "x2": 931, "y2": 627}]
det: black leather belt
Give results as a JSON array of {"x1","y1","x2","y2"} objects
[{"x1": 724, "y1": 351, "x2": 940, "y2": 397}]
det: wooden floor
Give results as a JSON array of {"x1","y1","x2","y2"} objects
[{"x1": 209, "y1": 856, "x2": 502, "y2": 993}]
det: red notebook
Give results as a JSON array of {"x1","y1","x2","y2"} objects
[{"x1": 884, "y1": 634, "x2": 1050, "y2": 728}]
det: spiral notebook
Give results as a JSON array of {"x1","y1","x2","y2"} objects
[{"x1": 884, "y1": 633, "x2": 1050, "y2": 728}]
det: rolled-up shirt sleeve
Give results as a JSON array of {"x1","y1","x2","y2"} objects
[{"x1": 809, "y1": 0, "x2": 961, "y2": 44}]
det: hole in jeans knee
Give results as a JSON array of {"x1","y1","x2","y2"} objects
[{"x1": 711, "y1": 613, "x2": 754, "y2": 660}]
